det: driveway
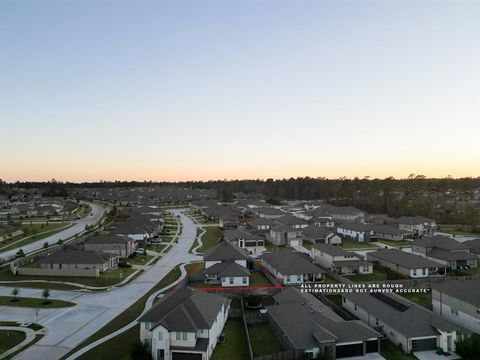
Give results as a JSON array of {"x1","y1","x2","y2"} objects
[
  {"x1": 0, "y1": 210, "x2": 200, "y2": 360},
  {"x1": 0, "y1": 201, "x2": 106, "y2": 260}
]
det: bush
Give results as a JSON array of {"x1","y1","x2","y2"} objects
[{"x1": 455, "y1": 334, "x2": 480, "y2": 360}]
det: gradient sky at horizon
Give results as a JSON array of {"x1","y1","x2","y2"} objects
[{"x1": 0, "y1": 0, "x2": 479, "y2": 182}]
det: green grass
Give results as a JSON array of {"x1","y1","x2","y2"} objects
[
  {"x1": 61, "y1": 265, "x2": 182, "y2": 359},
  {"x1": 197, "y1": 226, "x2": 221, "y2": 252},
  {"x1": 148, "y1": 244, "x2": 167, "y2": 253},
  {"x1": 438, "y1": 226, "x2": 480, "y2": 236},
  {"x1": 324, "y1": 274, "x2": 340, "y2": 284},
  {"x1": 127, "y1": 254, "x2": 154, "y2": 266},
  {"x1": 0, "y1": 223, "x2": 74, "y2": 252},
  {"x1": 3, "y1": 334, "x2": 44, "y2": 360},
  {"x1": 398, "y1": 291, "x2": 432, "y2": 309},
  {"x1": 447, "y1": 266, "x2": 480, "y2": 276},
  {"x1": 380, "y1": 339, "x2": 416, "y2": 360},
  {"x1": 0, "y1": 281, "x2": 80, "y2": 291},
  {"x1": 0, "y1": 296, "x2": 75, "y2": 308},
  {"x1": 0, "y1": 266, "x2": 136, "y2": 288},
  {"x1": 249, "y1": 322, "x2": 284, "y2": 357},
  {"x1": 347, "y1": 269, "x2": 387, "y2": 282},
  {"x1": 211, "y1": 319, "x2": 249, "y2": 360},
  {"x1": 0, "y1": 330, "x2": 26, "y2": 354},
  {"x1": 376, "y1": 239, "x2": 413, "y2": 247},
  {"x1": 340, "y1": 241, "x2": 379, "y2": 250},
  {"x1": 185, "y1": 262, "x2": 203, "y2": 276},
  {"x1": 326, "y1": 294, "x2": 343, "y2": 307},
  {"x1": 77, "y1": 325, "x2": 140, "y2": 360},
  {"x1": 302, "y1": 242, "x2": 314, "y2": 250},
  {"x1": 250, "y1": 272, "x2": 274, "y2": 286}
]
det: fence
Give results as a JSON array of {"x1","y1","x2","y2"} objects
[{"x1": 16, "y1": 267, "x2": 99, "y2": 278}]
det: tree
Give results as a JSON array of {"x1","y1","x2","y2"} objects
[
  {"x1": 11, "y1": 288, "x2": 19, "y2": 302},
  {"x1": 42, "y1": 289, "x2": 51, "y2": 304},
  {"x1": 43, "y1": 242, "x2": 49, "y2": 249},
  {"x1": 15, "y1": 249, "x2": 25, "y2": 258},
  {"x1": 455, "y1": 334, "x2": 480, "y2": 360}
]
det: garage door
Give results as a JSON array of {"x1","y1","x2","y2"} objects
[
  {"x1": 336, "y1": 343, "x2": 363, "y2": 358},
  {"x1": 411, "y1": 338, "x2": 437, "y2": 352},
  {"x1": 290, "y1": 240, "x2": 299, "y2": 247},
  {"x1": 172, "y1": 352, "x2": 203, "y2": 360},
  {"x1": 366, "y1": 340, "x2": 378, "y2": 353}
]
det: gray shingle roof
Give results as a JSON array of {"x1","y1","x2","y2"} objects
[
  {"x1": 204, "y1": 261, "x2": 250, "y2": 277},
  {"x1": 432, "y1": 279, "x2": 480, "y2": 307},
  {"x1": 312, "y1": 243, "x2": 357, "y2": 257},
  {"x1": 262, "y1": 250, "x2": 325, "y2": 275},
  {"x1": 203, "y1": 242, "x2": 249, "y2": 262},
  {"x1": 85, "y1": 234, "x2": 132, "y2": 244},
  {"x1": 414, "y1": 236, "x2": 469, "y2": 251},
  {"x1": 37, "y1": 250, "x2": 115, "y2": 264},
  {"x1": 139, "y1": 287, "x2": 230, "y2": 332},
  {"x1": 367, "y1": 249, "x2": 444, "y2": 269}
]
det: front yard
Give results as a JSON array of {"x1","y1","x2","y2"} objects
[
  {"x1": 127, "y1": 254, "x2": 154, "y2": 266},
  {"x1": 398, "y1": 291, "x2": 432, "y2": 309},
  {"x1": 346, "y1": 269, "x2": 387, "y2": 282}
]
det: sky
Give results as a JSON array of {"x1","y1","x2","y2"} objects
[{"x1": 0, "y1": 0, "x2": 479, "y2": 182}]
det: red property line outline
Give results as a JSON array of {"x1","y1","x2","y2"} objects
[{"x1": 173, "y1": 262, "x2": 284, "y2": 291}]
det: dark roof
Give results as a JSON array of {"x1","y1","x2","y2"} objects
[
  {"x1": 203, "y1": 242, "x2": 249, "y2": 262},
  {"x1": 370, "y1": 224, "x2": 411, "y2": 236},
  {"x1": 463, "y1": 238, "x2": 480, "y2": 252},
  {"x1": 223, "y1": 229, "x2": 263, "y2": 242},
  {"x1": 37, "y1": 250, "x2": 115, "y2": 264},
  {"x1": 427, "y1": 248, "x2": 477, "y2": 261},
  {"x1": 332, "y1": 259, "x2": 373, "y2": 267},
  {"x1": 432, "y1": 279, "x2": 480, "y2": 307},
  {"x1": 396, "y1": 216, "x2": 435, "y2": 225},
  {"x1": 343, "y1": 292, "x2": 461, "y2": 337},
  {"x1": 336, "y1": 223, "x2": 372, "y2": 232},
  {"x1": 139, "y1": 288, "x2": 230, "y2": 332},
  {"x1": 414, "y1": 236, "x2": 470, "y2": 251},
  {"x1": 247, "y1": 217, "x2": 276, "y2": 226},
  {"x1": 204, "y1": 262, "x2": 250, "y2": 277},
  {"x1": 262, "y1": 250, "x2": 325, "y2": 275},
  {"x1": 275, "y1": 214, "x2": 307, "y2": 226},
  {"x1": 255, "y1": 207, "x2": 285, "y2": 216},
  {"x1": 85, "y1": 234, "x2": 133, "y2": 244},
  {"x1": 302, "y1": 225, "x2": 335, "y2": 239},
  {"x1": 367, "y1": 249, "x2": 444, "y2": 269},
  {"x1": 312, "y1": 243, "x2": 357, "y2": 257}
]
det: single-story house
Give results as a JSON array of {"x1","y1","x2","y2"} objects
[
  {"x1": 84, "y1": 234, "x2": 137, "y2": 258},
  {"x1": 261, "y1": 250, "x2": 325, "y2": 284},
  {"x1": 336, "y1": 223, "x2": 374, "y2": 243},
  {"x1": 37, "y1": 249, "x2": 119, "y2": 272},
  {"x1": 302, "y1": 225, "x2": 341, "y2": 245},
  {"x1": 139, "y1": 287, "x2": 230, "y2": 360},
  {"x1": 370, "y1": 224, "x2": 413, "y2": 242},
  {"x1": 413, "y1": 236, "x2": 477, "y2": 269},
  {"x1": 367, "y1": 249, "x2": 446, "y2": 278}
]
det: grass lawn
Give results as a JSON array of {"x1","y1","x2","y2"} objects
[
  {"x1": 326, "y1": 294, "x2": 343, "y2": 307},
  {"x1": 148, "y1": 244, "x2": 167, "y2": 253},
  {"x1": 380, "y1": 339, "x2": 416, "y2": 360},
  {"x1": 376, "y1": 239, "x2": 413, "y2": 247},
  {"x1": 448, "y1": 266, "x2": 480, "y2": 276},
  {"x1": 347, "y1": 269, "x2": 387, "y2": 282},
  {"x1": 0, "y1": 266, "x2": 136, "y2": 288},
  {"x1": 324, "y1": 274, "x2": 340, "y2": 284},
  {"x1": 211, "y1": 319, "x2": 249, "y2": 360},
  {"x1": 185, "y1": 262, "x2": 204, "y2": 276},
  {"x1": 61, "y1": 265, "x2": 182, "y2": 359},
  {"x1": 0, "y1": 296, "x2": 75, "y2": 308},
  {"x1": 302, "y1": 242, "x2": 314, "y2": 250},
  {"x1": 197, "y1": 226, "x2": 221, "y2": 253},
  {"x1": 398, "y1": 291, "x2": 432, "y2": 309},
  {"x1": 438, "y1": 226, "x2": 480, "y2": 236},
  {"x1": 249, "y1": 322, "x2": 284, "y2": 357},
  {"x1": 127, "y1": 254, "x2": 154, "y2": 266},
  {"x1": 0, "y1": 330, "x2": 26, "y2": 354},
  {"x1": 250, "y1": 272, "x2": 274, "y2": 286},
  {"x1": 0, "y1": 223, "x2": 74, "y2": 252},
  {"x1": 77, "y1": 325, "x2": 140, "y2": 360},
  {"x1": 340, "y1": 241, "x2": 379, "y2": 250}
]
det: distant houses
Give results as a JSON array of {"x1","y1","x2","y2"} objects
[
  {"x1": 83, "y1": 234, "x2": 137, "y2": 258},
  {"x1": 396, "y1": 216, "x2": 437, "y2": 236},
  {"x1": 312, "y1": 243, "x2": 373, "y2": 275},
  {"x1": 336, "y1": 223, "x2": 373, "y2": 243},
  {"x1": 139, "y1": 287, "x2": 230, "y2": 360}
]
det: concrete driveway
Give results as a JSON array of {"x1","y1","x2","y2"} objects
[
  {"x1": 0, "y1": 210, "x2": 201, "y2": 360},
  {"x1": 0, "y1": 201, "x2": 106, "y2": 260}
]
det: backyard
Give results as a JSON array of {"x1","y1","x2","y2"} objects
[
  {"x1": 249, "y1": 322, "x2": 285, "y2": 357},
  {"x1": 340, "y1": 241, "x2": 379, "y2": 250},
  {"x1": 211, "y1": 319, "x2": 249, "y2": 360},
  {"x1": 398, "y1": 291, "x2": 432, "y2": 309}
]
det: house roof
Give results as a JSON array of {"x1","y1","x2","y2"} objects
[
  {"x1": 396, "y1": 216, "x2": 435, "y2": 225},
  {"x1": 302, "y1": 225, "x2": 335, "y2": 239},
  {"x1": 343, "y1": 292, "x2": 461, "y2": 337},
  {"x1": 204, "y1": 261, "x2": 250, "y2": 277},
  {"x1": 139, "y1": 287, "x2": 230, "y2": 332},
  {"x1": 427, "y1": 248, "x2": 477, "y2": 261},
  {"x1": 332, "y1": 259, "x2": 373, "y2": 267},
  {"x1": 463, "y1": 238, "x2": 480, "y2": 252},
  {"x1": 203, "y1": 242, "x2": 249, "y2": 262},
  {"x1": 336, "y1": 223, "x2": 372, "y2": 232},
  {"x1": 223, "y1": 229, "x2": 263, "y2": 242},
  {"x1": 432, "y1": 279, "x2": 480, "y2": 307},
  {"x1": 370, "y1": 224, "x2": 411, "y2": 236},
  {"x1": 255, "y1": 207, "x2": 285, "y2": 216},
  {"x1": 85, "y1": 234, "x2": 133, "y2": 244},
  {"x1": 261, "y1": 250, "x2": 325, "y2": 275},
  {"x1": 367, "y1": 249, "x2": 444, "y2": 269},
  {"x1": 275, "y1": 214, "x2": 308, "y2": 226},
  {"x1": 413, "y1": 236, "x2": 469, "y2": 251},
  {"x1": 312, "y1": 243, "x2": 357, "y2": 257},
  {"x1": 37, "y1": 250, "x2": 115, "y2": 265}
]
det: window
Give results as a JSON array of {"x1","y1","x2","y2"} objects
[
  {"x1": 158, "y1": 332, "x2": 163, "y2": 340},
  {"x1": 242, "y1": 277, "x2": 247, "y2": 284},
  {"x1": 229, "y1": 277, "x2": 234, "y2": 284},
  {"x1": 176, "y1": 332, "x2": 181, "y2": 340},
  {"x1": 354, "y1": 304, "x2": 357, "y2": 311},
  {"x1": 450, "y1": 308, "x2": 459, "y2": 316},
  {"x1": 286, "y1": 275, "x2": 290, "y2": 282},
  {"x1": 422, "y1": 268, "x2": 426, "y2": 275},
  {"x1": 144, "y1": 322, "x2": 151, "y2": 330},
  {"x1": 413, "y1": 270, "x2": 417, "y2": 276},
  {"x1": 182, "y1": 332, "x2": 188, "y2": 341}
]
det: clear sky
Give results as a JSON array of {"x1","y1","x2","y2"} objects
[{"x1": 0, "y1": 0, "x2": 479, "y2": 182}]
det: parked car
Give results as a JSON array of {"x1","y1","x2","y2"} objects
[{"x1": 135, "y1": 248, "x2": 146, "y2": 254}]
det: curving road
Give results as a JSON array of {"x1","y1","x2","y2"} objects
[
  {"x1": 0, "y1": 202, "x2": 106, "y2": 261},
  {"x1": 0, "y1": 210, "x2": 200, "y2": 360}
]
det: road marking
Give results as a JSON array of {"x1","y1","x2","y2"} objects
[{"x1": 42, "y1": 307, "x2": 74, "y2": 325}]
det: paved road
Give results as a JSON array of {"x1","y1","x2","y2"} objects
[
  {"x1": 0, "y1": 202, "x2": 106, "y2": 260},
  {"x1": 0, "y1": 210, "x2": 200, "y2": 360}
]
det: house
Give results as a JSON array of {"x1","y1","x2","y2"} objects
[
  {"x1": 190, "y1": 199, "x2": 218, "y2": 211},
  {"x1": 222, "y1": 230, "x2": 266, "y2": 257},
  {"x1": 342, "y1": 292, "x2": 464, "y2": 354},
  {"x1": 301, "y1": 225, "x2": 341, "y2": 245},
  {"x1": 268, "y1": 287, "x2": 382, "y2": 359},
  {"x1": 110, "y1": 215, "x2": 163, "y2": 241},
  {"x1": 312, "y1": 243, "x2": 373, "y2": 275},
  {"x1": 336, "y1": 223, "x2": 374, "y2": 243},
  {"x1": 366, "y1": 249, "x2": 446, "y2": 278},
  {"x1": 203, "y1": 242, "x2": 251, "y2": 287},
  {"x1": 396, "y1": 216, "x2": 437, "y2": 236},
  {"x1": 218, "y1": 214, "x2": 244, "y2": 230},
  {"x1": 36, "y1": 250, "x2": 119, "y2": 275},
  {"x1": 308, "y1": 216, "x2": 335, "y2": 228},
  {"x1": 463, "y1": 238, "x2": 480, "y2": 259},
  {"x1": 0, "y1": 223, "x2": 24, "y2": 241},
  {"x1": 275, "y1": 214, "x2": 308, "y2": 229},
  {"x1": 268, "y1": 226, "x2": 303, "y2": 247},
  {"x1": 200, "y1": 205, "x2": 238, "y2": 223},
  {"x1": 413, "y1": 236, "x2": 477, "y2": 269},
  {"x1": 261, "y1": 250, "x2": 325, "y2": 284},
  {"x1": 247, "y1": 217, "x2": 276, "y2": 231},
  {"x1": 370, "y1": 224, "x2": 413, "y2": 242},
  {"x1": 305, "y1": 205, "x2": 365, "y2": 222},
  {"x1": 139, "y1": 287, "x2": 230, "y2": 360},
  {"x1": 84, "y1": 234, "x2": 137, "y2": 258},
  {"x1": 432, "y1": 279, "x2": 480, "y2": 334},
  {"x1": 253, "y1": 207, "x2": 285, "y2": 220}
]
